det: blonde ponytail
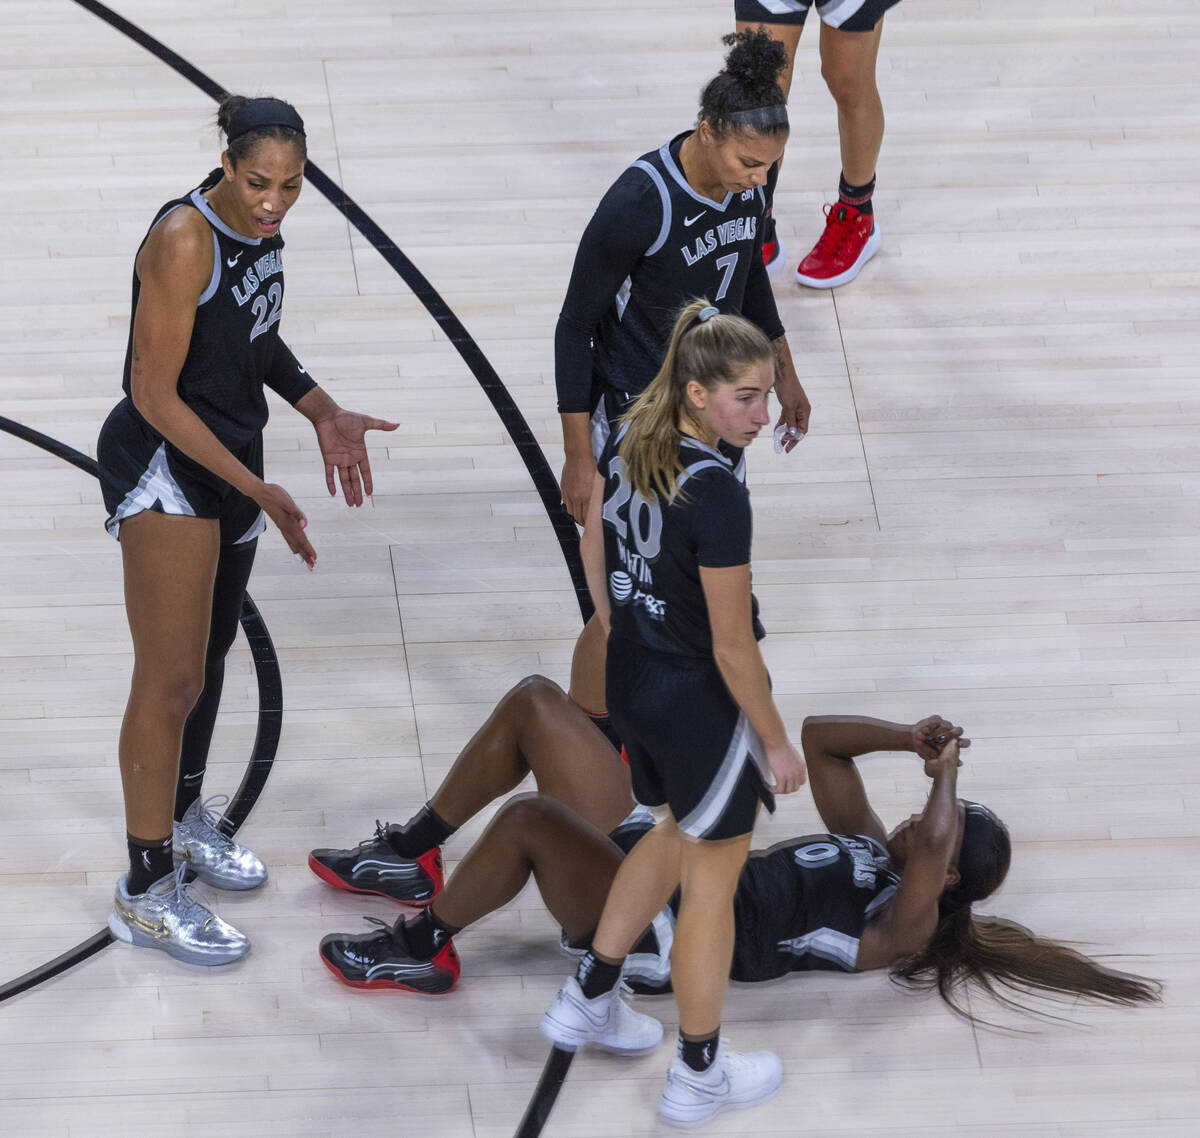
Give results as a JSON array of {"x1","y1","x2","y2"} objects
[{"x1": 619, "y1": 299, "x2": 771, "y2": 502}]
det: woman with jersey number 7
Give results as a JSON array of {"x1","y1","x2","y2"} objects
[
  {"x1": 556, "y1": 29, "x2": 811, "y2": 748},
  {"x1": 96, "y1": 95, "x2": 397, "y2": 967},
  {"x1": 540, "y1": 299, "x2": 806, "y2": 1125}
]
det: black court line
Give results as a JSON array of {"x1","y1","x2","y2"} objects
[
  {"x1": 0, "y1": 417, "x2": 283, "y2": 1003},
  {"x1": 70, "y1": 0, "x2": 593, "y2": 624}
]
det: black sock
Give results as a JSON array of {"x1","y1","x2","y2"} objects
[
  {"x1": 174, "y1": 767, "x2": 205, "y2": 823},
  {"x1": 838, "y1": 171, "x2": 876, "y2": 216},
  {"x1": 763, "y1": 206, "x2": 777, "y2": 248},
  {"x1": 126, "y1": 834, "x2": 174, "y2": 895},
  {"x1": 577, "y1": 950, "x2": 623, "y2": 999},
  {"x1": 679, "y1": 1030, "x2": 720, "y2": 1073},
  {"x1": 586, "y1": 711, "x2": 623, "y2": 753},
  {"x1": 400, "y1": 908, "x2": 460, "y2": 959},
  {"x1": 386, "y1": 802, "x2": 456, "y2": 858}
]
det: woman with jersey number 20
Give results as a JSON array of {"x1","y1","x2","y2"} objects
[
  {"x1": 541, "y1": 300, "x2": 806, "y2": 1125},
  {"x1": 97, "y1": 96, "x2": 397, "y2": 966}
]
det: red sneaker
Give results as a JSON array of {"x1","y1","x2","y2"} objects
[
  {"x1": 761, "y1": 233, "x2": 787, "y2": 278},
  {"x1": 794, "y1": 203, "x2": 880, "y2": 289}
]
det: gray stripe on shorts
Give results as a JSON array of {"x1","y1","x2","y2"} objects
[
  {"x1": 818, "y1": 0, "x2": 869, "y2": 28},
  {"x1": 232, "y1": 510, "x2": 267, "y2": 544},
  {"x1": 105, "y1": 442, "x2": 197, "y2": 538},
  {"x1": 677, "y1": 711, "x2": 753, "y2": 839}
]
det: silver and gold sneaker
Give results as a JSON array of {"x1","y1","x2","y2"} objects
[
  {"x1": 173, "y1": 794, "x2": 267, "y2": 890},
  {"x1": 108, "y1": 866, "x2": 250, "y2": 966}
]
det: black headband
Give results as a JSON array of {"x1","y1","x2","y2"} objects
[
  {"x1": 725, "y1": 104, "x2": 789, "y2": 131},
  {"x1": 226, "y1": 98, "x2": 306, "y2": 142},
  {"x1": 950, "y1": 801, "x2": 1007, "y2": 910}
]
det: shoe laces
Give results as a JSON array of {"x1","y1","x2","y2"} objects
[
  {"x1": 156, "y1": 863, "x2": 215, "y2": 926},
  {"x1": 192, "y1": 793, "x2": 235, "y2": 838},
  {"x1": 813, "y1": 203, "x2": 863, "y2": 257},
  {"x1": 359, "y1": 914, "x2": 405, "y2": 954}
]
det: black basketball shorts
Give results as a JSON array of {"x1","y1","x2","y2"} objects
[
  {"x1": 98, "y1": 399, "x2": 265, "y2": 545},
  {"x1": 606, "y1": 637, "x2": 773, "y2": 842},
  {"x1": 734, "y1": 0, "x2": 900, "y2": 32}
]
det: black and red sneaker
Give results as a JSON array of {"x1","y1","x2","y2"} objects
[
  {"x1": 308, "y1": 821, "x2": 444, "y2": 906},
  {"x1": 319, "y1": 917, "x2": 460, "y2": 994}
]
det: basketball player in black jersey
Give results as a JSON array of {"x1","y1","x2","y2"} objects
[
  {"x1": 312, "y1": 681, "x2": 1159, "y2": 1084},
  {"x1": 543, "y1": 301, "x2": 806, "y2": 1122},
  {"x1": 557, "y1": 30, "x2": 812, "y2": 739},
  {"x1": 97, "y1": 96, "x2": 397, "y2": 965}
]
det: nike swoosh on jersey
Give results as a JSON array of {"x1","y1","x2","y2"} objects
[
  {"x1": 683, "y1": 212, "x2": 706, "y2": 227},
  {"x1": 226, "y1": 252, "x2": 243, "y2": 268}
]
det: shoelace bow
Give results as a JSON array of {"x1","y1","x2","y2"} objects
[{"x1": 194, "y1": 793, "x2": 235, "y2": 837}]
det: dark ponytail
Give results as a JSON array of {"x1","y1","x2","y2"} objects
[
  {"x1": 699, "y1": 29, "x2": 788, "y2": 139},
  {"x1": 891, "y1": 909, "x2": 1162, "y2": 1024},
  {"x1": 216, "y1": 94, "x2": 307, "y2": 168}
]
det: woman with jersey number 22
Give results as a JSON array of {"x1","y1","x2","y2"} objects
[
  {"x1": 97, "y1": 96, "x2": 397, "y2": 966},
  {"x1": 541, "y1": 301, "x2": 806, "y2": 1125}
]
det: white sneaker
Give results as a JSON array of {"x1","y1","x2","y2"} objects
[
  {"x1": 659, "y1": 1042, "x2": 783, "y2": 1125},
  {"x1": 540, "y1": 976, "x2": 663, "y2": 1053}
]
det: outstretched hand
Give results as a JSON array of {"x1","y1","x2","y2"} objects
[{"x1": 313, "y1": 409, "x2": 400, "y2": 506}]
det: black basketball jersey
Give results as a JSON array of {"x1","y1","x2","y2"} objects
[
  {"x1": 612, "y1": 818, "x2": 900, "y2": 994},
  {"x1": 591, "y1": 134, "x2": 778, "y2": 400},
  {"x1": 730, "y1": 833, "x2": 900, "y2": 982},
  {"x1": 600, "y1": 426, "x2": 765, "y2": 659},
  {"x1": 120, "y1": 169, "x2": 287, "y2": 448}
]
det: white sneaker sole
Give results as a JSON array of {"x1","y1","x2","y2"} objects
[{"x1": 794, "y1": 223, "x2": 881, "y2": 289}]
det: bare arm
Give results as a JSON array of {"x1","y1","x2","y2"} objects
[
  {"x1": 701, "y1": 563, "x2": 805, "y2": 794},
  {"x1": 771, "y1": 334, "x2": 810, "y2": 448},
  {"x1": 856, "y1": 741, "x2": 964, "y2": 970},
  {"x1": 580, "y1": 470, "x2": 610, "y2": 634},
  {"x1": 802, "y1": 714, "x2": 965, "y2": 842}
]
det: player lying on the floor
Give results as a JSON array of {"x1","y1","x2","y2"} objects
[{"x1": 310, "y1": 675, "x2": 1160, "y2": 1021}]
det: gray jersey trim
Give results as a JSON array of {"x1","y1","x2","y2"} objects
[
  {"x1": 658, "y1": 141, "x2": 733, "y2": 212},
  {"x1": 197, "y1": 228, "x2": 221, "y2": 305},
  {"x1": 189, "y1": 188, "x2": 263, "y2": 246},
  {"x1": 631, "y1": 159, "x2": 673, "y2": 256},
  {"x1": 776, "y1": 927, "x2": 861, "y2": 971}
]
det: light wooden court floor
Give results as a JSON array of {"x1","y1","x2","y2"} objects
[{"x1": 0, "y1": 1, "x2": 1197, "y2": 1135}]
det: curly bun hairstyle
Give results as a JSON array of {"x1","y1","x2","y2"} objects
[
  {"x1": 699, "y1": 29, "x2": 788, "y2": 138},
  {"x1": 216, "y1": 94, "x2": 307, "y2": 168}
]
